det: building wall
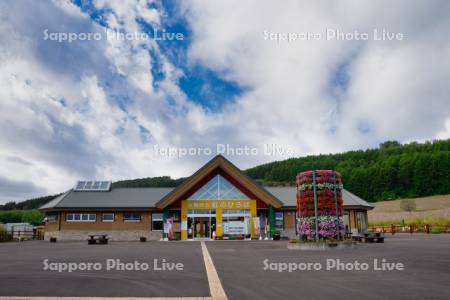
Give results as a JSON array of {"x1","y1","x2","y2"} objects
[
  {"x1": 44, "y1": 207, "x2": 370, "y2": 240},
  {"x1": 283, "y1": 210, "x2": 296, "y2": 229},
  {"x1": 59, "y1": 211, "x2": 151, "y2": 231},
  {"x1": 44, "y1": 210, "x2": 163, "y2": 241},
  {"x1": 44, "y1": 230, "x2": 162, "y2": 241}
]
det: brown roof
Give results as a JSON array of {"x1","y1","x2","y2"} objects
[{"x1": 155, "y1": 155, "x2": 283, "y2": 208}]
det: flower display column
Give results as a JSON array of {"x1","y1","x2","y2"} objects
[{"x1": 296, "y1": 170, "x2": 344, "y2": 241}]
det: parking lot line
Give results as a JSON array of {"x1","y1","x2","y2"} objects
[{"x1": 200, "y1": 242, "x2": 227, "y2": 300}]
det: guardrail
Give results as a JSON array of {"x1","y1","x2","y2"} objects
[{"x1": 369, "y1": 224, "x2": 450, "y2": 234}]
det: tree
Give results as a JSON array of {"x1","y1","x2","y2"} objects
[
  {"x1": 379, "y1": 140, "x2": 401, "y2": 149},
  {"x1": 2, "y1": 202, "x2": 16, "y2": 210},
  {"x1": 21, "y1": 210, "x2": 45, "y2": 226},
  {"x1": 0, "y1": 210, "x2": 22, "y2": 223}
]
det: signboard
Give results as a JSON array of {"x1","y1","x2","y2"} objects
[
  {"x1": 186, "y1": 200, "x2": 251, "y2": 210},
  {"x1": 181, "y1": 221, "x2": 187, "y2": 230},
  {"x1": 224, "y1": 221, "x2": 248, "y2": 235}
]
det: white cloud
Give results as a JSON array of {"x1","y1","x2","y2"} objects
[
  {"x1": 0, "y1": 0, "x2": 449, "y2": 203},
  {"x1": 181, "y1": 0, "x2": 450, "y2": 154}
]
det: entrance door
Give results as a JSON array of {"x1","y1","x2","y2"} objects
[
  {"x1": 194, "y1": 217, "x2": 210, "y2": 238},
  {"x1": 187, "y1": 216, "x2": 216, "y2": 239}
]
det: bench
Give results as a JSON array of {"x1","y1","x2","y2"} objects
[
  {"x1": 88, "y1": 234, "x2": 109, "y2": 245},
  {"x1": 352, "y1": 235, "x2": 362, "y2": 242},
  {"x1": 363, "y1": 233, "x2": 384, "y2": 243}
]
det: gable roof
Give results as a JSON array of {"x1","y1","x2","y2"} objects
[
  {"x1": 39, "y1": 156, "x2": 373, "y2": 211},
  {"x1": 155, "y1": 155, "x2": 283, "y2": 208},
  {"x1": 39, "y1": 186, "x2": 373, "y2": 210}
]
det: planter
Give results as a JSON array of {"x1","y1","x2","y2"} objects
[
  {"x1": 49, "y1": 237, "x2": 57, "y2": 243},
  {"x1": 287, "y1": 241, "x2": 356, "y2": 251},
  {"x1": 140, "y1": 237, "x2": 147, "y2": 242}
]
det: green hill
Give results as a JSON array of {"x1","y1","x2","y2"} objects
[
  {"x1": 246, "y1": 139, "x2": 450, "y2": 202},
  {"x1": 1, "y1": 139, "x2": 449, "y2": 210}
]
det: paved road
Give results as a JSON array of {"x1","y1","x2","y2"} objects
[
  {"x1": 207, "y1": 234, "x2": 450, "y2": 300},
  {"x1": 0, "y1": 234, "x2": 449, "y2": 299}
]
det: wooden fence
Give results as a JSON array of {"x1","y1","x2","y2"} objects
[{"x1": 369, "y1": 224, "x2": 450, "y2": 234}]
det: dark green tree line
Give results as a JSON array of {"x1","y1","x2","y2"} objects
[{"x1": 246, "y1": 139, "x2": 450, "y2": 202}]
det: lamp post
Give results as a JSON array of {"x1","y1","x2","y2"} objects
[
  {"x1": 312, "y1": 171, "x2": 319, "y2": 242},
  {"x1": 333, "y1": 171, "x2": 340, "y2": 240}
]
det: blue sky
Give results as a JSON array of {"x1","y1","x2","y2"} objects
[{"x1": 0, "y1": 0, "x2": 449, "y2": 203}]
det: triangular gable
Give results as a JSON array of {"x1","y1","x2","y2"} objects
[
  {"x1": 155, "y1": 155, "x2": 283, "y2": 208},
  {"x1": 188, "y1": 174, "x2": 250, "y2": 200}
]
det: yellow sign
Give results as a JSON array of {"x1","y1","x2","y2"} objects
[{"x1": 186, "y1": 200, "x2": 251, "y2": 210}]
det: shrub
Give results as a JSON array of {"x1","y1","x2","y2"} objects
[
  {"x1": 430, "y1": 227, "x2": 445, "y2": 234},
  {"x1": 0, "y1": 227, "x2": 13, "y2": 242},
  {"x1": 0, "y1": 210, "x2": 44, "y2": 225},
  {"x1": 400, "y1": 199, "x2": 416, "y2": 212}
]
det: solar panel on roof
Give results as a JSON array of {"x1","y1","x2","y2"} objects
[
  {"x1": 74, "y1": 181, "x2": 111, "y2": 191},
  {"x1": 75, "y1": 181, "x2": 85, "y2": 190},
  {"x1": 92, "y1": 181, "x2": 100, "y2": 189}
]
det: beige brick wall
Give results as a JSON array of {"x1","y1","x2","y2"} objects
[
  {"x1": 43, "y1": 210, "x2": 163, "y2": 241},
  {"x1": 44, "y1": 230, "x2": 162, "y2": 241}
]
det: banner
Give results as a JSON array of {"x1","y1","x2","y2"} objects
[
  {"x1": 253, "y1": 217, "x2": 260, "y2": 236},
  {"x1": 164, "y1": 218, "x2": 174, "y2": 240}
]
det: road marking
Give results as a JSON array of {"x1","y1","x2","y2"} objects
[{"x1": 200, "y1": 242, "x2": 227, "y2": 300}]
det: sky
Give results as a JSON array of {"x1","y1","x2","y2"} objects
[{"x1": 0, "y1": 0, "x2": 449, "y2": 203}]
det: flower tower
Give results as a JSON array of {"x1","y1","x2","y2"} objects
[{"x1": 296, "y1": 170, "x2": 344, "y2": 241}]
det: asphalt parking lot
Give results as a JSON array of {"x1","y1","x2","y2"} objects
[
  {"x1": 0, "y1": 234, "x2": 449, "y2": 299},
  {"x1": 0, "y1": 241, "x2": 210, "y2": 298},
  {"x1": 207, "y1": 234, "x2": 450, "y2": 300}
]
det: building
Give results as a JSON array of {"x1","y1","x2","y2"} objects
[{"x1": 40, "y1": 155, "x2": 373, "y2": 241}]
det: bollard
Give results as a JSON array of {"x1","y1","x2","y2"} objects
[{"x1": 391, "y1": 224, "x2": 395, "y2": 235}]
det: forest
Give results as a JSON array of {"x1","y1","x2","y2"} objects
[{"x1": 247, "y1": 139, "x2": 450, "y2": 202}]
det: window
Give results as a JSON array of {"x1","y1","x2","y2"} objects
[
  {"x1": 152, "y1": 213, "x2": 163, "y2": 231},
  {"x1": 47, "y1": 213, "x2": 58, "y2": 223},
  {"x1": 188, "y1": 174, "x2": 250, "y2": 200},
  {"x1": 123, "y1": 212, "x2": 141, "y2": 222},
  {"x1": 223, "y1": 210, "x2": 250, "y2": 217},
  {"x1": 275, "y1": 212, "x2": 284, "y2": 231},
  {"x1": 102, "y1": 213, "x2": 115, "y2": 222},
  {"x1": 66, "y1": 213, "x2": 96, "y2": 222}
]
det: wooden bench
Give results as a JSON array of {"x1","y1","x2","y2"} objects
[
  {"x1": 88, "y1": 235, "x2": 109, "y2": 245},
  {"x1": 352, "y1": 235, "x2": 362, "y2": 242},
  {"x1": 363, "y1": 233, "x2": 384, "y2": 243}
]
